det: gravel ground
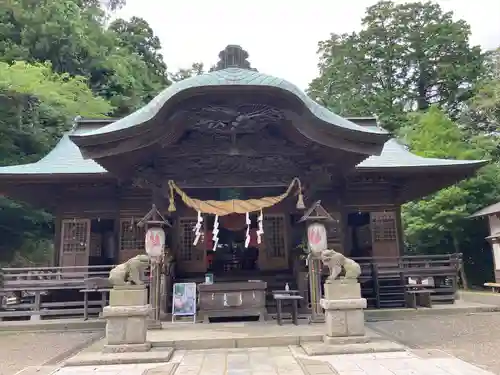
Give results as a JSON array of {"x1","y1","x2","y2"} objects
[
  {"x1": 0, "y1": 331, "x2": 102, "y2": 375},
  {"x1": 368, "y1": 312, "x2": 500, "y2": 374}
]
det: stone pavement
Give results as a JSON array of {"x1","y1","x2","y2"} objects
[{"x1": 45, "y1": 346, "x2": 496, "y2": 375}]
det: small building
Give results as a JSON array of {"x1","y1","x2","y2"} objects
[
  {"x1": 0, "y1": 46, "x2": 486, "y2": 309},
  {"x1": 471, "y1": 202, "x2": 500, "y2": 283}
]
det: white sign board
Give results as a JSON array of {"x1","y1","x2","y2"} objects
[
  {"x1": 307, "y1": 222, "x2": 327, "y2": 257},
  {"x1": 171, "y1": 282, "x2": 197, "y2": 323},
  {"x1": 145, "y1": 227, "x2": 165, "y2": 257}
]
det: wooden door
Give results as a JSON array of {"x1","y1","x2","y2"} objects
[
  {"x1": 119, "y1": 218, "x2": 146, "y2": 263},
  {"x1": 259, "y1": 214, "x2": 288, "y2": 271},
  {"x1": 370, "y1": 211, "x2": 399, "y2": 258},
  {"x1": 60, "y1": 219, "x2": 91, "y2": 272},
  {"x1": 326, "y1": 212, "x2": 343, "y2": 253},
  {"x1": 177, "y1": 217, "x2": 206, "y2": 274}
]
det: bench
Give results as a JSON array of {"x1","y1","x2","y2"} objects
[
  {"x1": 273, "y1": 293, "x2": 303, "y2": 325},
  {"x1": 484, "y1": 282, "x2": 500, "y2": 292}
]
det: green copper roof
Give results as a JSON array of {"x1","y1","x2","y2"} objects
[
  {"x1": 0, "y1": 126, "x2": 106, "y2": 176},
  {"x1": 357, "y1": 139, "x2": 487, "y2": 170},
  {"x1": 72, "y1": 68, "x2": 388, "y2": 138},
  {"x1": 0, "y1": 121, "x2": 486, "y2": 177}
]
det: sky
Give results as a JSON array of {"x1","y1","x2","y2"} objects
[{"x1": 116, "y1": 0, "x2": 500, "y2": 90}]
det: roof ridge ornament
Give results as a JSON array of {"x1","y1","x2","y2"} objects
[{"x1": 212, "y1": 45, "x2": 258, "y2": 71}]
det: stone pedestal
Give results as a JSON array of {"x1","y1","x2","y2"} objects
[
  {"x1": 320, "y1": 280, "x2": 367, "y2": 339},
  {"x1": 102, "y1": 285, "x2": 152, "y2": 353},
  {"x1": 301, "y1": 280, "x2": 406, "y2": 355}
]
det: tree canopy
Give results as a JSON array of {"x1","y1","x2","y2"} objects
[
  {"x1": 308, "y1": 0, "x2": 500, "y2": 285},
  {"x1": 308, "y1": 0, "x2": 484, "y2": 132}
]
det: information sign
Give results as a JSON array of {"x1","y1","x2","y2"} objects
[{"x1": 171, "y1": 282, "x2": 197, "y2": 323}]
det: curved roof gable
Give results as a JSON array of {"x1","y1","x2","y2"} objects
[{"x1": 75, "y1": 67, "x2": 388, "y2": 138}]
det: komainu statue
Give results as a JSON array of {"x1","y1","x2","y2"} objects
[
  {"x1": 320, "y1": 249, "x2": 361, "y2": 283},
  {"x1": 108, "y1": 254, "x2": 150, "y2": 286}
]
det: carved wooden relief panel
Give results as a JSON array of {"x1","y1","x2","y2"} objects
[
  {"x1": 147, "y1": 130, "x2": 335, "y2": 187},
  {"x1": 184, "y1": 104, "x2": 286, "y2": 134}
]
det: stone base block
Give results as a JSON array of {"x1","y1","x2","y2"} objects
[
  {"x1": 324, "y1": 280, "x2": 361, "y2": 300},
  {"x1": 102, "y1": 342, "x2": 151, "y2": 353},
  {"x1": 323, "y1": 335, "x2": 370, "y2": 345},
  {"x1": 148, "y1": 319, "x2": 163, "y2": 330},
  {"x1": 63, "y1": 347, "x2": 174, "y2": 366},
  {"x1": 321, "y1": 299, "x2": 366, "y2": 337},
  {"x1": 103, "y1": 305, "x2": 151, "y2": 345},
  {"x1": 109, "y1": 285, "x2": 148, "y2": 307}
]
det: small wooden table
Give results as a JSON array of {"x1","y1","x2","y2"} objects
[
  {"x1": 405, "y1": 286, "x2": 432, "y2": 309},
  {"x1": 80, "y1": 288, "x2": 111, "y2": 320},
  {"x1": 273, "y1": 293, "x2": 303, "y2": 325},
  {"x1": 272, "y1": 289, "x2": 300, "y2": 295}
]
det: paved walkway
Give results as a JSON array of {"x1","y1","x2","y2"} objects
[{"x1": 46, "y1": 347, "x2": 495, "y2": 375}]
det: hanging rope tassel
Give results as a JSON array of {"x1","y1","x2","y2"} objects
[
  {"x1": 296, "y1": 179, "x2": 306, "y2": 210},
  {"x1": 168, "y1": 183, "x2": 176, "y2": 212}
]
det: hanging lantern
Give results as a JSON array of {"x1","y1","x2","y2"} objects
[{"x1": 307, "y1": 222, "x2": 327, "y2": 257}]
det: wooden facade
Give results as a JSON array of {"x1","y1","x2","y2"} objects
[
  {"x1": 0, "y1": 46, "x2": 486, "y2": 314},
  {"x1": 41, "y1": 178, "x2": 411, "y2": 275}
]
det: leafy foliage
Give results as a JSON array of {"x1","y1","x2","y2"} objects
[
  {"x1": 308, "y1": 1, "x2": 484, "y2": 131},
  {"x1": 169, "y1": 62, "x2": 205, "y2": 82},
  {"x1": 0, "y1": 0, "x2": 168, "y2": 116},
  {"x1": 400, "y1": 107, "x2": 500, "y2": 285},
  {"x1": 0, "y1": 61, "x2": 112, "y2": 264}
]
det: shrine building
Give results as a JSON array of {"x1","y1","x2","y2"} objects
[{"x1": 0, "y1": 46, "x2": 486, "y2": 309}]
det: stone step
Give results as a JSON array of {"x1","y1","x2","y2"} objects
[
  {"x1": 63, "y1": 347, "x2": 174, "y2": 366},
  {"x1": 300, "y1": 339, "x2": 406, "y2": 356}
]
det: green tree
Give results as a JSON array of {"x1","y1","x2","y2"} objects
[
  {"x1": 401, "y1": 107, "x2": 499, "y2": 285},
  {"x1": 309, "y1": 1, "x2": 484, "y2": 131},
  {"x1": 0, "y1": 0, "x2": 168, "y2": 116},
  {"x1": 109, "y1": 17, "x2": 168, "y2": 80},
  {"x1": 0, "y1": 61, "x2": 112, "y2": 264},
  {"x1": 170, "y1": 62, "x2": 205, "y2": 82}
]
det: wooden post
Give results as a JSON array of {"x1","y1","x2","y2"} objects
[
  {"x1": 140, "y1": 202, "x2": 171, "y2": 328},
  {"x1": 308, "y1": 254, "x2": 324, "y2": 322},
  {"x1": 395, "y1": 206, "x2": 405, "y2": 256}
]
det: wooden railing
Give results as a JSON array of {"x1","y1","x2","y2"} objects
[
  {"x1": 0, "y1": 265, "x2": 115, "y2": 320},
  {"x1": 0, "y1": 265, "x2": 114, "y2": 291},
  {"x1": 353, "y1": 253, "x2": 462, "y2": 308},
  {"x1": 1, "y1": 253, "x2": 462, "y2": 321},
  {"x1": 314, "y1": 253, "x2": 462, "y2": 309}
]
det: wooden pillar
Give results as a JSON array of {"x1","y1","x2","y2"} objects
[
  {"x1": 339, "y1": 208, "x2": 350, "y2": 256},
  {"x1": 112, "y1": 184, "x2": 122, "y2": 265},
  {"x1": 308, "y1": 255, "x2": 324, "y2": 322},
  {"x1": 53, "y1": 214, "x2": 62, "y2": 267},
  {"x1": 395, "y1": 206, "x2": 405, "y2": 256}
]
